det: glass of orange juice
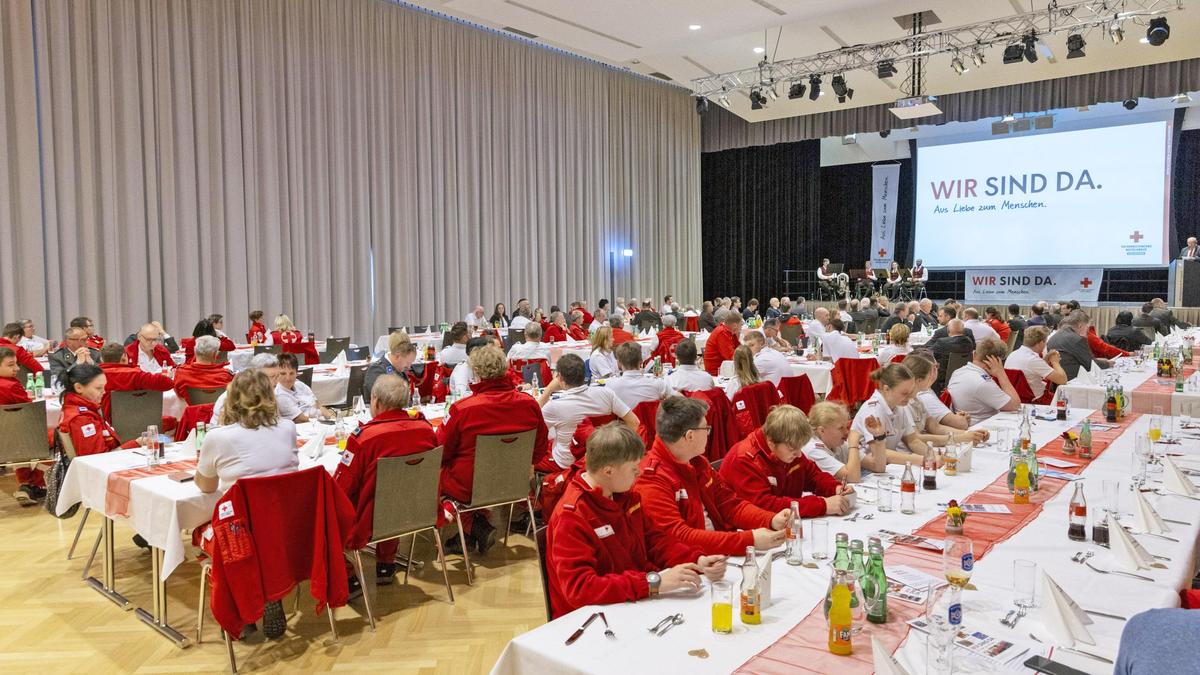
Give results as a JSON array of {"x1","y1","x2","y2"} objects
[
  {"x1": 711, "y1": 580, "x2": 733, "y2": 634},
  {"x1": 1149, "y1": 416, "x2": 1162, "y2": 443}
]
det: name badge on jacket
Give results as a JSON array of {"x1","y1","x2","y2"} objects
[
  {"x1": 674, "y1": 489, "x2": 688, "y2": 501},
  {"x1": 594, "y1": 524, "x2": 615, "y2": 539},
  {"x1": 767, "y1": 476, "x2": 778, "y2": 486}
]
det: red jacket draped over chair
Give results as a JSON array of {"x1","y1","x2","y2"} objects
[
  {"x1": 435, "y1": 378, "x2": 550, "y2": 504},
  {"x1": 719, "y1": 429, "x2": 840, "y2": 517},
  {"x1": 649, "y1": 327, "x2": 684, "y2": 365},
  {"x1": 777, "y1": 375, "x2": 816, "y2": 413},
  {"x1": 98, "y1": 362, "x2": 174, "y2": 419},
  {"x1": 611, "y1": 328, "x2": 636, "y2": 345},
  {"x1": 0, "y1": 337, "x2": 43, "y2": 373},
  {"x1": 634, "y1": 438, "x2": 775, "y2": 556},
  {"x1": 208, "y1": 467, "x2": 355, "y2": 639},
  {"x1": 731, "y1": 381, "x2": 784, "y2": 439},
  {"x1": 567, "y1": 325, "x2": 589, "y2": 341},
  {"x1": 702, "y1": 324, "x2": 737, "y2": 376},
  {"x1": 546, "y1": 475, "x2": 699, "y2": 619},
  {"x1": 180, "y1": 336, "x2": 237, "y2": 362},
  {"x1": 682, "y1": 388, "x2": 740, "y2": 463},
  {"x1": 173, "y1": 361, "x2": 233, "y2": 403}
]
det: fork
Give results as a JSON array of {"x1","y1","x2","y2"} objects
[
  {"x1": 1084, "y1": 560, "x2": 1154, "y2": 581},
  {"x1": 598, "y1": 612, "x2": 616, "y2": 640}
]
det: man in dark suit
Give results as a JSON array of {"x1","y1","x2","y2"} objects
[
  {"x1": 1180, "y1": 236, "x2": 1199, "y2": 260},
  {"x1": 48, "y1": 327, "x2": 102, "y2": 390},
  {"x1": 1044, "y1": 302, "x2": 1065, "y2": 330},
  {"x1": 915, "y1": 298, "x2": 936, "y2": 330},
  {"x1": 881, "y1": 304, "x2": 911, "y2": 333},
  {"x1": 1047, "y1": 311, "x2": 1110, "y2": 380},
  {"x1": 1006, "y1": 304, "x2": 1027, "y2": 350},
  {"x1": 1106, "y1": 311, "x2": 1153, "y2": 352},
  {"x1": 1150, "y1": 298, "x2": 1190, "y2": 331},
  {"x1": 1132, "y1": 302, "x2": 1165, "y2": 336},
  {"x1": 931, "y1": 306, "x2": 975, "y2": 346},
  {"x1": 928, "y1": 319, "x2": 975, "y2": 391},
  {"x1": 1027, "y1": 301, "x2": 1047, "y2": 327},
  {"x1": 849, "y1": 300, "x2": 872, "y2": 334}
]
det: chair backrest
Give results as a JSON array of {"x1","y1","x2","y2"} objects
[
  {"x1": 828, "y1": 358, "x2": 878, "y2": 410},
  {"x1": 1137, "y1": 326, "x2": 1156, "y2": 342},
  {"x1": 370, "y1": 446, "x2": 444, "y2": 542},
  {"x1": 346, "y1": 364, "x2": 368, "y2": 405},
  {"x1": 777, "y1": 375, "x2": 816, "y2": 413},
  {"x1": 631, "y1": 400, "x2": 661, "y2": 448},
  {"x1": 468, "y1": 429, "x2": 538, "y2": 508},
  {"x1": 56, "y1": 428, "x2": 78, "y2": 459},
  {"x1": 939, "y1": 389, "x2": 954, "y2": 408},
  {"x1": 860, "y1": 316, "x2": 877, "y2": 335},
  {"x1": 731, "y1": 381, "x2": 783, "y2": 437},
  {"x1": 345, "y1": 346, "x2": 370, "y2": 361},
  {"x1": 254, "y1": 344, "x2": 282, "y2": 355},
  {"x1": 0, "y1": 401, "x2": 50, "y2": 463},
  {"x1": 1004, "y1": 368, "x2": 1036, "y2": 404},
  {"x1": 944, "y1": 351, "x2": 971, "y2": 386},
  {"x1": 779, "y1": 324, "x2": 802, "y2": 347},
  {"x1": 297, "y1": 367, "x2": 314, "y2": 387},
  {"x1": 535, "y1": 526, "x2": 552, "y2": 622},
  {"x1": 1005, "y1": 330, "x2": 1019, "y2": 353},
  {"x1": 319, "y1": 337, "x2": 351, "y2": 363},
  {"x1": 216, "y1": 350, "x2": 229, "y2": 364},
  {"x1": 516, "y1": 359, "x2": 552, "y2": 386},
  {"x1": 109, "y1": 389, "x2": 164, "y2": 443},
  {"x1": 505, "y1": 329, "x2": 525, "y2": 352},
  {"x1": 387, "y1": 326, "x2": 407, "y2": 336},
  {"x1": 187, "y1": 386, "x2": 226, "y2": 405}
]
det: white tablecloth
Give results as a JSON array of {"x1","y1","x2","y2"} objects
[{"x1": 491, "y1": 406, "x2": 1200, "y2": 675}]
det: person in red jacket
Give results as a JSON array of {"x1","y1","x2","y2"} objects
[
  {"x1": 57, "y1": 363, "x2": 141, "y2": 456},
  {"x1": 247, "y1": 310, "x2": 268, "y2": 344},
  {"x1": 1087, "y1": 326, "x2": 1129, "y2": 359},
  {"x1": 633, "y1": 396, "x2": 789, "y2": 556},
  {"x1": 984, "y1": 307, "x2": 1012, "y2": 343},
  {"x1": 719, "y1": 405, "x2": 853, "y2": 518},
  {"x1": 566, "y1": 311, "x2": 589, "y2": 341},
  {"x1": 334, "y1": 374, "x2": 438, "y2": 591},
  {"x1": 0, "y1": 347, "x2": 44, "y2": 505},
  {"x1": 702, "y1": 311, "x2": 742, "y2": 376},
  {"x1": 124, "y1": 323, "x2": 174, "y2": 374},
  {"x1": 0, "y1": 322, "x2": 44, "y2": 374},
  {"x1": 653, "y1": 315, "x2": 686, "y2": 364},
  {"x1": 70, "y1": 316, "x2": 105, "y2": 349},
  {"x1": 547, "y1": 422, "x2": 726, "y2": 619},
  {"x1": 609, "y1": 316, "x2": 636, "y2": 345},
  {"x1": 97, "y1": 343, "x2": 176, "y2": 423},
  {"x1": 173, "y1": 335, "x2": 233, "y2": 403},
  {"x1": 181, "y1": 319, "x2": 236, "y2": 362},
  {"x1": 436, "y1": 345, "x2": 549, "y2": 552},
  {"x1": 543, "y1": 311, "x2": 569, "y2": 343},
  {"x1": 270, "y1": 314, "x2": 304, "y2": 344}
]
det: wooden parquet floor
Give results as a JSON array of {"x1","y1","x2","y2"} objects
[{"x1": 0, "y1": 473, "x2": 546, "y2": 674}]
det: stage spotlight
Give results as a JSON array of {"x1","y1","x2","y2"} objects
[
  {"x1": 1066, "y1": 33, "x2": 1086, "y2": 59},
  {"x1": 1109, "y1": 21, "x2": 1125, "y2": 44},
  {"x1": 1002, "y1": 113, "x2": 1015, "y2": 123},
  {"x1": 971, "y1": 49, "x2": 986, "y2": 68},
  {"x1": 787, "y1": 82, "x2": 806, "y2": 100},
  {"x1": 695, "y1": 96, "x2": 709, "y2": 114},
  {"x1": 950, "y1": 56, "x2": 968, "y2": 75},
  {"x1": 1173, "y1": 92, "x2": 1193, "y2": 104},
  {"x1": 831, "y1": 75, "x2": 853, "y2": 103},
  {"x1": 717, "y1": 93, "x2": 731, "y2": 109},
  {"x1": 750, "y1": 89, "x2": 767, "y2": 110},
  {"x1": 1146, "y1": 17, "x2": 1170, "y2": 45},
  {"x1": 765, "y1": 83, "x2": 779, "y2": 100},
  {"x1": 1023, "y1": 34, "x2": 1038, "y2": 63},
  {"x1": 808, "y1": 75, "x2": 821, "y2": 101},
  {"x1": 880, "y1": 129, "x2": 891, "y2": 138},
  {"x1": 1002, "y1": 43, "x2": 1025, "y2": 64},
  {"x1": 1123, "y1": 98, "x2": 1138, "y2": 110},
  {"x1": 876, "y1": 60, "x2": 897, "y2": 78}
]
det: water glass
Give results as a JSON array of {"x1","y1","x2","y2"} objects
[
  {"x1": 925, "y1": 584, "x2": 960, "y2": 675},
  {"x1": 942, "y1": 536, "x2": 974, "y2": 589},
  {"x1": 711, "y1": 580, "x2": 734, "y2": 634},
  {"x1": 810, "y1": 519, "x2": 830, "y2": 560},
  {"x1": 1013, "y1": 560, "x2": 1037, "y2": 608},
  {"x1": 1102, "y1": 480, "x2": 1119, "y2": 520},
  {"x1": 876, "y1": 476, "x2": 894, "y2": 513}
]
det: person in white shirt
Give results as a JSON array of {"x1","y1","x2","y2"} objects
[
  {"x1": 588, "y1": 326, "x2": 618, "y2": 379},
  {"x1": 667, "y1": 339, "x2": 715, "y2": 392},
  {"x1": 805, "y1": 307, "x2": 830, "y2": 342},
  {"x1": 17, "y1": 319, "x2": 52, "y2": 356},
  {"x1": 961, "y1": 307, "x2": 1000, "y2": 344},
  {"x1": 660, "y1": 295, "x2": 674, "y2": 316},
  {"x1": 508, "y1": 322, "x2": 550, "y2": 361},
  {"x1": 876, "y1": 324, "x2": 913, "y2": 366},
  {"x1": 946, "y1": 338, "x2": 1021, "y2": 423},
  {"x1": 745, "y1": 330, "x2": 792, "y2": 386},
  {"x1": 464, "y1": 305, "x2": 487, "y2": 329},
  {"x1": 761, "y1": 318, "x2": 794, "y2": 354},
  {"x1": 821, "y1": 319, "x2": 860, "y2": 363},
  {"x1": 508, "y1": 308, "x2": 532, "y2": 332},
  {"x1": 438, "y1": 323, "x2": 470, "y2": 366},
  {"x1": 274, "y1": 352, "x2": 326, "y2": 422},
  {"x1": 847, "y1": 363, "x2": 936, "y2": 467},
  {"x1": 197, "y1": 368, "x2": 299, "y2": 495},
  {"x1": 1002, "y1": 325, "x2": 1066, "y2": 401},
  {"x1": 604, "y1": 342, "x2": 673, "y2": 409},
  {"x1": 816, "y1": 258, "x2": 849, "y2": 296},
  {"x1": 207, "y1": 314, "x2": 230, "y2": 340},
  {"x1": 899, "y1": 352, "x2": 988, "y2": 449},
  {"x1": 211, "y1": 352, "x2": 281, "y2": 425},
  {"x1": 446, "y1": 337, "x2": 493, "y2": 398},
  {"x1": 133, "y1": 323, "x2": 166, "y2": 375},
  {"x1": 538, "y1": 354, "x2": 639, "y2": 469},
  {"x1": 801, "y1": 401, "x2": 886, "y2": 482},
  {"x1": 836, "y1": 299, "x2": 853, "y2": 324},
  {"x1": 723, "y1": 345, "x2": 761, "y2": 400},
  {"x1": 611, "y1": 296, "x2": 627, "y2": 320},
  {"x1": 588, "y1": 309, "x2": 608, "y2": 333}
]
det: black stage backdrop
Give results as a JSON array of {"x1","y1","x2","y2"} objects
[{"x1": 703, "y1": 129, "x2": 1198, "y2": 302}]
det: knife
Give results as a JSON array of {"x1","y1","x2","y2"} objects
[{"x1": 565, "y1": 612, "x2": 599, "y2": 645}]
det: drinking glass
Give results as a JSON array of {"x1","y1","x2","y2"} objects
[
  {"x1": 810, "y1": 519, "x2": 830, "y2": 560},
  {"x1": 876, "y1": 475, "x2": 894, "y2": 513},
  {"x1": 1013, "y1": 560, "x2": 1037, "y2": 608},
  {"x1": 1149, "y1": 416, "x2": 1163, "y2": 443},
  {"x1": 711, "y1": 580, "x2": 734, "y2": 634},
  {"x1": 1131, "y1": 446, "x2": 1149, "y2": 489},
  {"x1": 925, "y1": 583, "x2": 960, "y2": 675},
  {"x1": 942, "y1": 536, "x2": 974, "y2": 589},
  {"x1": 1102, "y1": 480, "x2": 1119, "y2": 521}
]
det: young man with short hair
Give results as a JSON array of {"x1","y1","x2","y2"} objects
[
  {"x1": 539, "y1": 354, "x2": 639, "y2": 470},
  {"x1": 604, "y1": 342, "x2": 673, "y2": 408},
  {"x1": 666, "y1": 340, "x2": 714, "y2": 393}
]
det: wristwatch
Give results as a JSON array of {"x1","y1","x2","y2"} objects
[
  {"x1": 646, "y1": 571, "x2": 662, "y2": 596},
  {"x1": 872, "y1": 433, "x2": 887, "y2": 442}
]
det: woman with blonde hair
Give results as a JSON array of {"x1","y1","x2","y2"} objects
[
  {"x1": 271, "y1": 314, "x2": 303, "y2": 344},
  {"x1": 723, "y1": 345, "x2": 760, "y2": 400},
  {"x1": 801, "y1": 401, "x2": 887, "y2": 482},
  {"x1": 588, "y1": 326, "x2": 617, "y2": 379},
  {"x1": 876, "y1": 323, "x2": 912, "y2": 365}
]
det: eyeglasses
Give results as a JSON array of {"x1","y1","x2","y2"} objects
[{"x1": 689, "y1": 426, "x2": 712, "y2": 434}]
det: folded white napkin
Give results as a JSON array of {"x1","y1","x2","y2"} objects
[
  {"x1": 1163, "y1": 456, "x2": 1198, "y2": 496},
  {"x1": 1038, "y1": 572, "x2": 1095, "y2": 647},
  {"x1": 1070, "y1": 369, "x2": 1096, "y2": 386},
  {"x1": 183, "y1": 427, "x2": 198, "y2": 454},
  {"x1": 299, "y1": 428, "x2": 329, "y2": 460},
  {"x1": 1107, "y1": 513, "x2": 1153, "y2": 572},
  {"x1": 1133, "y1": 489, "x2": 1169, "y2": 535},
  {"x1": 1089, "y1": 362, "x2": 1103, "y2": 378},
  {"x1": 331, "y1": 351, "x2": 347, "y2": 366},
  {"x1": 872, "y1": 636, "x2": 910, "y2": 675}
]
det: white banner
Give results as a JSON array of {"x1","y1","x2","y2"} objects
[
  {"x1": 871, "y1": 164, "x2": 900, "y2": 269},
  {"x1": 963, "y1": 268, "x2": 1103, "y2": 305}
]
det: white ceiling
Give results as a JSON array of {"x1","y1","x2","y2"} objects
[{"x1": 406, "y1": 0, "x2": 1200, "y2": 122}]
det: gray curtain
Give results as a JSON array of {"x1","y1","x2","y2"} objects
[
  {"x1": 703, "y1": 57, "x2": 1200, "y2": 153},
  {"x1": 0, "y1": 0, "x2": 702, "y2": 344}
]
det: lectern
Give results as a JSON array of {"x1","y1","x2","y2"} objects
[{"x1": 1168, "y1": 259, "x2": 1200, "y2": 307}]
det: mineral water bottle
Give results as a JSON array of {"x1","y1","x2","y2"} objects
[{"x1": 786, "y1": 500, "x2": 804, "y2": 566}]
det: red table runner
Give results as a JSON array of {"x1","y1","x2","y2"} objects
[
  {"x1": 1132, "y1": 363, "x2": 1196, "y2": 414},
  {"x1": 105, "y1": 458, "x2": 198, "y2": 517},
  {"x1": 735, "y1": 411, "x2": 1137, "y2": 673}
]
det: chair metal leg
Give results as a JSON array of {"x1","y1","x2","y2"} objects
[
  {"x1": 325, "y1": 603, "x2": 339, "y2": 643},
  {"x1": 197, "y1": 563, "x2": 209, "y2": 644},
  {"x1": 352, "y1": 550, "x2": 376, "y2": 631},
  {"x1": 526, "y1": 498, "x2": 540, "y2": 558},
  {"x1": 432, "y1": 528, "x2": 455, "y2": 604},
  {"x1": 293, "y1": 586, "x2": 301, "y2": 616},
  {"x1": 504, "y1": 503, "x2": 514, "y2": 548},
  {"x1": 81, "y1": 526, "x2": 102, "y2": 581},
  {"x1": 67, "y1": 508, "x2": 91, "y2": 560},
  {"x1": 404, "y1": 535, "x2": 417, "y2": 586},
  {"x1": 453, "y1": 508, "x2": 474, "y2": 585},
  {"x1": 222, "y1": 629, "x2": 237, "y2": 673}
]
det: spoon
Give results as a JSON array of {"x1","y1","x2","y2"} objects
[{"x1": 656, "y1": 613, "x2": 685, "y2": 637}]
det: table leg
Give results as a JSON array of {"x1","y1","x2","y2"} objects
[
  {"x1": 83, "y1": 515, "x2": 132, "y2": 610},
  {"x1": 134, "y1": 546, "x2": 191, "y2": 648}
]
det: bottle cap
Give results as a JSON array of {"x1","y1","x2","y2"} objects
[{"x1": 835, "y1": 532, "x2": 849, "y2": 543}]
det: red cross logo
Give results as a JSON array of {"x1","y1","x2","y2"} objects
[
  {"x1": 1080, "y1": 277, "x2": 1093, "y2": 288},
  {"x1": 877, "y1": 247, "x2": 887, "y2": 257},
  {"x1": 1130, "y1": 231, "x2": 1144, "y2": 243}
]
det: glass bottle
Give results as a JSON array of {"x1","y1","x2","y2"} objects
[
  {"x1": 786, "y1": 500, "x2": 804, "y2": 566},
  {"x1": 900, "y1": 462, "x2": 916, "y2": 514},
  {"x1": 942, "y1": 444, "x2": 958, "y2": 476},
  {"x1": 1056, "y1": 392, "x2": 1068, "y2": 421},
  {"x1": 740, "y1": 545, "x2": 761, "y2": 625},
  {"x1": 923, "y1": 451, "x2": 938, "y2": 490},
  {"x1": 827, "y1": 569, "x2": 854, "y2": 655},
  {"x1": 1068, "y1": 482, "x2": 1087, "y2": 542},
  {"x1": 1078, "y1": 418, "x2": 1093, "y2": 460},
  {"x1": 863, "y1": 543, "x2": 888, "y2": 624}
]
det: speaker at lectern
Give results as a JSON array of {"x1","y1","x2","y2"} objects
[{"x1": 1169, "y1": 259, "x2": 1200, "y2": 307}]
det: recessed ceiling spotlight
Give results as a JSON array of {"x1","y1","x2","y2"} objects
[
  {"x1": 753, "y1": 46, "x2": 765, "y2": 54},
  {"x1": 688, "y1": 24, "x2": 701, "y2": 31}
]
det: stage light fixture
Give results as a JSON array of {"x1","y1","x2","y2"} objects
[
  {"x1": 1002, "y1": 43, "x2": 1025, "y2": 64},
  {"x1": 695, "y1": 96, "x2": 709, "y2": 114},
  {"x1": 765, "y1": 83, "x2": 779, "y2": 100},
  {"x1": 831, "y1": 75, "x2": 853, "y2": 103},
  {"x1": 717, "y1": 93, "x2": 731, "y2": 109},
  {"x1": 1123, "y1": 98, "x2": 1138, "y2": 110},
  {"x1": 876, "y1": 60, "x2": 897, "y2": 79},
  {"x1": 879, "y1": 129, "x2": 891, "y2": 138},
  {"x1": 1066, "y1": 33, "x2": 1086, "y2": 59},
  {"x1": 1146, "y1": 17, "x2": 1170, "y2": 45},
  {"x1": 1002, "y1": 113, "x2": 1015, "y2": 123},
  {"x1": 1023, "y1": 34, "x2": 1038, "y2": 63},
  {"x1": 787, "y1": 82, "x2": 806, "y2": 100},
  {"x1": 971, "y1": 49, "x2": 985, "y2": 68},
  {"x1": 749, "y1": 89, "x2": 766, "y2": 110},
  {"x1": 808, "y1": 75, "x2": 821, "y2": 101},
  {"x1": 1109, "y1": 21, "x2": 1125, "y2": 44},
  {"x1": 950, "y1": 56, "x2": 968, "y2": 75},
  {"x1": 1173, "y1": 92, "x2": 1192, "y2": 103}
]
